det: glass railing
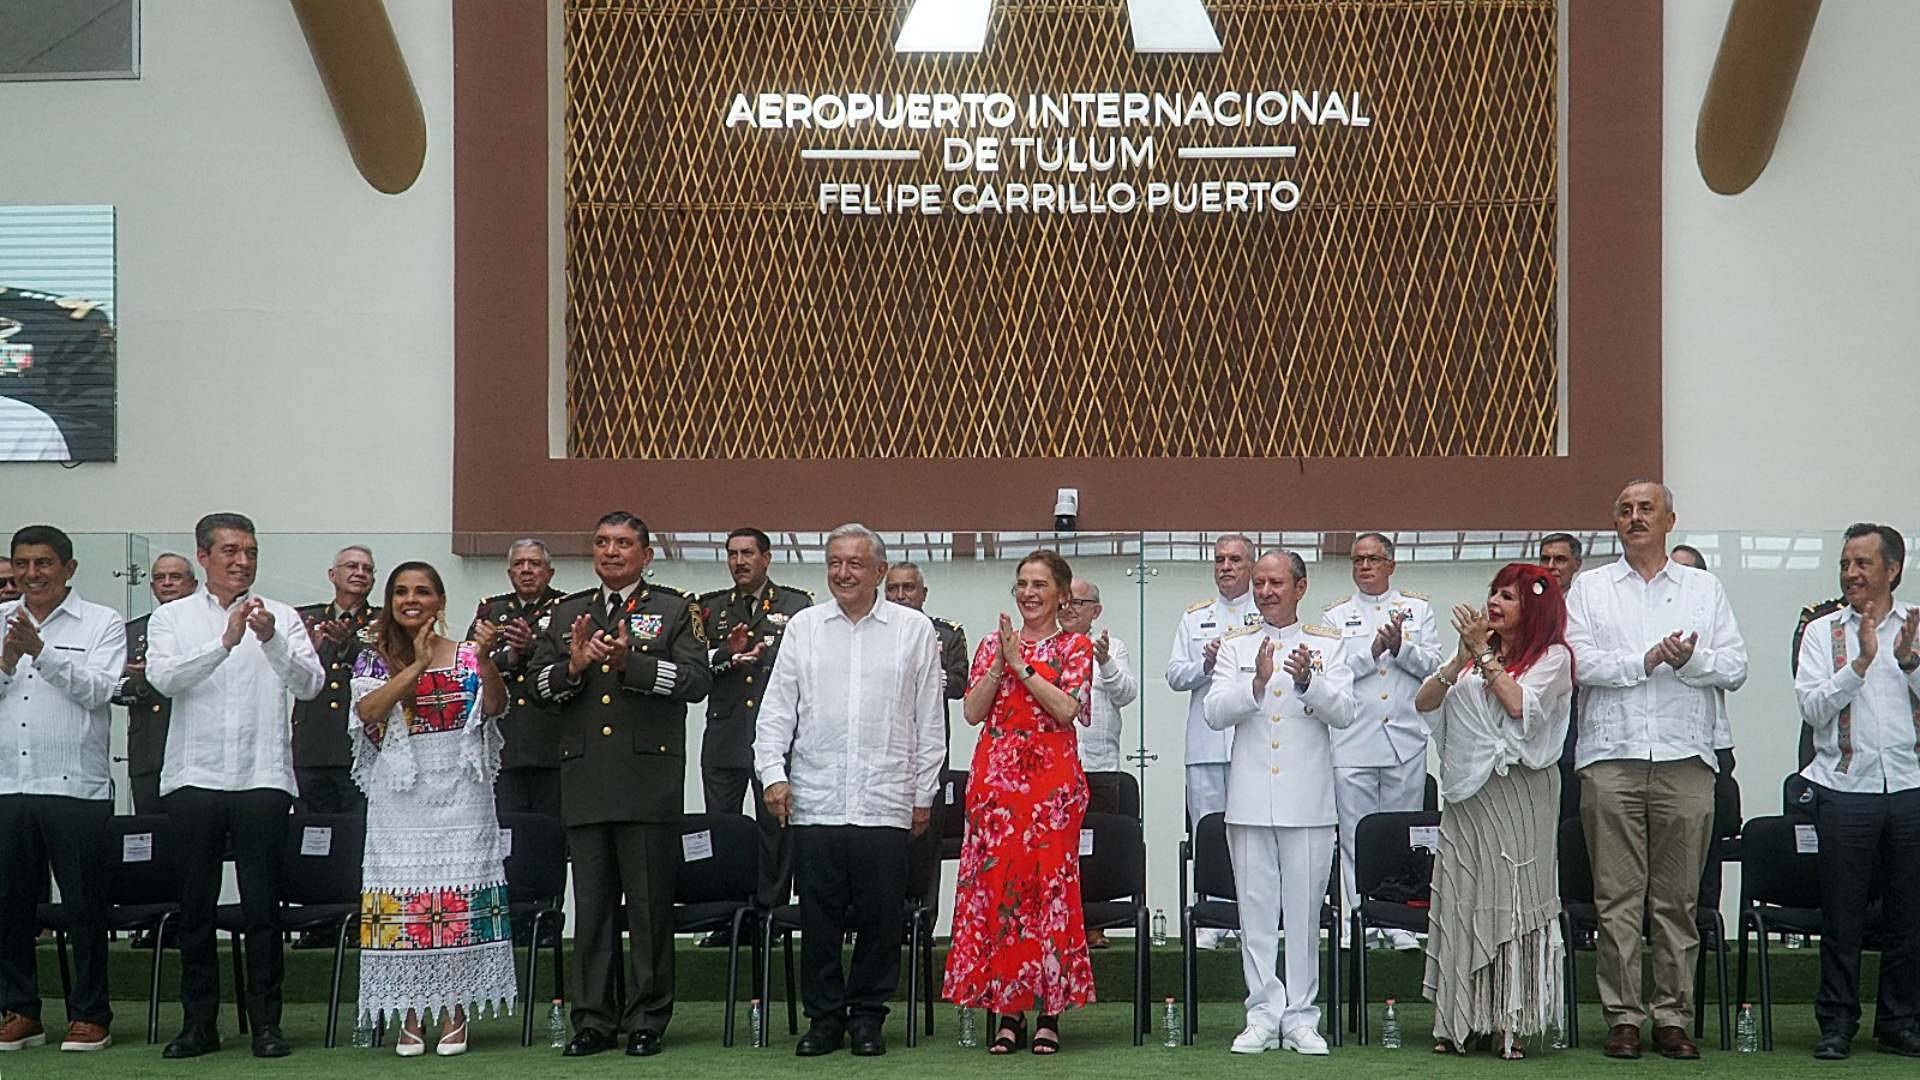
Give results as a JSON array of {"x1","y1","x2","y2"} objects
[{"x1": 46, "y1": 526, "x2": 1868, "y2": 922}]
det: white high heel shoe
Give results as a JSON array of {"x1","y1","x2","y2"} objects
[
  {"x1": 396, "y1": 1025, "x2": 426, "y2": 1057},
  {"x1": 435, "y1": 1020, "x2": 469, "y2": 1057}
]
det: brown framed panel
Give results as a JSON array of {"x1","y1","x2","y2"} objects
[{"x1": 452, "y1": 0, "x2": 1659, "y2": 545}]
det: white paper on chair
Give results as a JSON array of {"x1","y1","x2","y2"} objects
[
  {"x1": 1795, "y1": 823, "x2": 1819, "y2": 854},
  {"x1": 500, "y1": 828, "x2": 513, "y2": 857},
  {"x1": 1407, "y1": 826, "x2": 1440, "y2": 853},
  {"x1": 945, "y1": 781, "x2": 956, "y2": 804},
  {"x1": 1079, "y1": 829, "x2": 1094, "y2": 856},
  {"x1": 123, "y1": 832, "x2": 153, "y2": 863},
  {"x1": 300, "y1": 826, "x2": 333, "y2": 857},
  {"x1": 683, "y1": 829, "x2": 714, "y2": 862}
]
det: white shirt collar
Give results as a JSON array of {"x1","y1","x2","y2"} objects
[
  {"x1": 827, "y1": 590, "x2": 890, "y2": 625},
  {"x1": 1607, "y1": 556, "x2": 1681, "y2": 584},
  {"x1": 195, "y1": 584, "x2": 250, "y2": 611},
  {"x1": 1357, "y1": 586, "x2": 1396, "y2": 605}
]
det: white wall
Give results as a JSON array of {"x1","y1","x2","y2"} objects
[
  {"x1": 6, "y1": 2, "x2": 455, "y2": 534},
  {"x1": 1664, "y1": 0, "x2": 1920, "y2": 528}
]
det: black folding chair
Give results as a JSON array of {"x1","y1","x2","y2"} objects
[
  {"x1": 1423, "y1": 773, "x2": 1440, "y2": 812},
  {"x1": 670, "y1": 813, "x2": 758, "y2": 1047},
  {"x1": 276, "y1": 813, "x2": 365, "y2": 1049},
  {"x1": 903, "y1": 818, "x2": 942, "y2": 1047},
  {"x1": 1084, "y1": 770, "x2": 1142, "y2": 819},
  {"x1": 1735, "y1": 814, "x2": 1835, "y2": 1052},
  {"x1": 1179, "y1": 812, "x2": 1342, "y2": 1046},
  {"x1": 938, "y1": 769, "x2": 969, "y2": 861},
  {"x1": 1077, "y1": 811, "x2": 1151, "y2": 1045},
  {"x1": 1348, "y1": 810, "x2": 1438, "y2": 1044},
  {"x1": 37, "y1": 814, "x2": 180, "y2": 1044},
  {"x1": 501, "y1": 812, "x2": 568, "y2": 1047},
  {"x1": 1558, "y1": 817, "x2": 1730, "y2": 1050}
]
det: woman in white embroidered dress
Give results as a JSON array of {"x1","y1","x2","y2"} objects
[
  {"x1": 350, "y1": 562, "x2": 517, "y2": 1056},
  {"x1": 1414, "y1": 563, "x2": 1573, "y2": 1059}
]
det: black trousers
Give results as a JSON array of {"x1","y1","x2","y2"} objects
[
  {"x1": 567, "y1": 821, "x2": 676, "y2": 1038},
  {"x1": 293, "y1": 766, "x2": 363, "y2": 815},
  {"x1": 791, "y1": 824, "x2": 909, "y2": 1023},
  {"x1": 129, "y1": 773, "x2": 164, "y2": 816},
  {"x1": 0, "y1": 795, "x2": 112, "y2": 1025},
  {"x1": 703, "y1": 766, "x2": 792, "y2": 908},
  {"x1": 167, "y1": 786, "x2": 292, "y2": 1031},
  {"x1": 495, "y1": 767, "x2": 562, "y2": 820},
  {"x1": 1814, "y1": 784, "x2": 1920, "y2": 1040}
]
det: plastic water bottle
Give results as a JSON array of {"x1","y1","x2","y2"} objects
[
  {"x1": 1151, "y1": 909, "x2": 1169, "y2": 946},
  {"x1": 1736, "y1": 1003, "x2": 1758, "y2": 1053},
  {"x1": 1785, "y1": 932, "x2": 1805, "y2": 949},
  {"x1": 1381, "y1": 998, "x2": 1402, "y2": 1049},
  {"x1": 1162, "y1": 997, "x2": 1181, "y2": 1047},
  {"x1": 547, "y1": 998, "x2": 568, "y2": 1049},
  {"x1": 749, "y1": 998, "x2": 765, "y2": 1048},
  {"x1": 956, "y1": 1006, "x2": 978, "y2": 1048},
  {"x1": 351, "y1": 1011, "x2": 373, "y2": 1049}
]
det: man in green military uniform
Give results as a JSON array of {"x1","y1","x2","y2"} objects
[
  {"x1": 697, "y1": 528, "x2": 811, "y2": 919},
  {"x1": 883, "y1": 561, "x2": 967, "y2": 752},
  {"x1": 113, "y1": 553, "x2": 198, "y2": 815},
  {"x1": 466, "y1": 538, "x2": 568, "y2": 820},
  {"x1": 529, "y1": 512, "x2": 710, "y2": 1058},
  {"x1": 291, "y1": 546, "x2": 378, "y2": 815}
]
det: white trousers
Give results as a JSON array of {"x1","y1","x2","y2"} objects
[
  {"x1": 1186, "y1": 763, "x2": 1230, "y2": 825},
  {"x1": 1226, "y1": 823, "x2": 1335, "y2": 1035},
  {"x1": 1332, "y1": 756, "x2": 1428, "y2": 915}
]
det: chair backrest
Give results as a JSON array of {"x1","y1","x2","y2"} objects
[
  {"x1": 1085, "y1": 770, "x2": 1143, "y2": 818},
  {"x1": 674, "y1": 812, "x2": 757, "y2": 905},
  {"x1": 1556, "y1": 816, "x2": 1594, "y2": 905},
  {"x1": 106, "y1": 814, "x2": 180, "y2": 907},
  {"x1": 908, "y1": 824, "x2": 941, "y2": 907},
  {"x1": 1423, "y1": 773, "x2": 1439, "y2": 812},
  {"x1": 499, "y1": 812, "x2": 567, "y2": 903},
  {"x1": 1077, "y1": 811, "x2": 1144, "y2": 904},
  {"x1": 1192, "y1": 811, "x2": 1237, "y2": 901},
  {"x1": 1353, "y1": 809, "x2": 1441, "y2": 899},
  {"x1": 278, "y1": 813, "x2": 365, "y2": 906},
  {"x1": 1739, "y1": 814, "x2": 1823, "y2": 910},
  {"x1": 939, "y1": 770, "x2": 969, "y2": 841}
]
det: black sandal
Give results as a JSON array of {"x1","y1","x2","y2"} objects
[
  {"x1": 1434, "y1": 1038, "x2": 1463, "y2": 1055},
  {"x1": 989, "y1": 1014, "x2": 1026, "y2": 1055},
  {"x1": 1031, "y1": 1014, "x2": 1060, "y2": 1055}
]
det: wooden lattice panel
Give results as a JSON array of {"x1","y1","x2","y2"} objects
[{"x1": 564, "y1": 0, "x2": 1558, "y2": 460}]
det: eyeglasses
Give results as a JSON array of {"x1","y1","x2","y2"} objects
[
  {"x1": 1350, "y1": 555, "x2": 1392, "y2": 567},
  {"x1": 1062, "y1": 598, "x2": 1099, "y2": 609}
]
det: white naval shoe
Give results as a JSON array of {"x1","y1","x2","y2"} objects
[
  {"x1": 1230, "y1": 1024, "x2": 1280, "y2": 1054},
  {"x1": 1383, "y1": 928, "x2": 1421, "y2": 952},
  {"x1": 1283, "y1": 1025, "x2": 1330, "y2": 1056}
]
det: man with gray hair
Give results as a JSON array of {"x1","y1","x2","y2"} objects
[
  {"x1": 468, "y1": 539, "x2": 569, "y2": 819},
  {"x1": 1059, "y1": 577, "x2": 1137, "y2": 808},
  {"x1": 757, "y1": 524, "x2": 943, "y2": 1056},
  {"x1": 112, "y1": 553, "x2": 199, "y2": 815},
  {"x1": 1566, "y1": 481, "x2": 1748, "y2": 1061},
  {"x1": 1168, "y1": 534, "x2": 1259, "y2": 948},
  {"x1": 291, "y1": 546, "x2": 378, "y2": 816}
]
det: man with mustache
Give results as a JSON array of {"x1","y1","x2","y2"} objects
[
  {"x1": 1167, "y1": 533, "x2": 1259, "y2": 949},
  {"x1": 468, "y1": 538, "x2": 569, "y2": 820},
  {"x1": 1539, "y1": 533, "x2": 1586, "y2": 825},
  {"x1": 1793, "y1": 523, "x2": 1920, "y2": 1060},
  {"x1": 291, "y1": 547, "x2": 379, "y2": 817},
  {"x1": 1566, "y1": 482, "x2": 1748, "y2": 1061},
  {"x1": 528, "y1": 511, "x2": 711, "y2": 1057}
]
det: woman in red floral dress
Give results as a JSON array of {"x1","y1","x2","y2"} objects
[{"x1": 942, "y1": 550, "x2": 1096, "y2": 1054}]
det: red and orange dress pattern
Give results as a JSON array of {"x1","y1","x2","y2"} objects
[
  {"x1": 942, "y1": 630, "x2": 1098, "y2": 1015},
  {"x1": 349, "y1": 642, "x2": 516, "y2": 1025}
]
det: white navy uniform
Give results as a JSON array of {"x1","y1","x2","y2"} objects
[
  {"x1": 1321, "y1": 588, "x2": 1440, "y2": 919},
  {"x1": 1166, "y1": 590, "x2": 1260, "y2": 822},
  {"x1": 1204, "y1": 619, "x2": 1355, "y2": 1039}
]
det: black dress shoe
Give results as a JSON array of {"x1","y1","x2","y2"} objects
[
  {"x1": 627, "y1": 1030, "x2": 663, "y2": 1056},
  {"x1": 698, "y1": 929, "x2": 732, "y2": 948},
  {"x1": 1878, "y1": 1026, "x2": 1920, "y2": 1057},
  {"x1": 848, "y1": 1017, "x2": 886, "y2": 1057},
  {"x1": 1813, "y1": 1032, "x2": 1851, "y2": 1060},
  {"x1": 795, "y1": 1019, "x2": 846, "y2": 1057},
  {"x1": 251, "y1": 1025, "x2": 291, "y2": 1058},
  {"x1": 162, "y1": 1026, "x2": 221, "y2": 1059},
  {"x1": 564, "y1": 1030, "x2": 618, "y2": 1056}
]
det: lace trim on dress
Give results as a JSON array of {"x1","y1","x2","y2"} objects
[
  {"x1": 356, "y1": 941, "x2": 519, "y2": 1028},
  {"x1": 348, "y1": 643, "x2": 505, "y2": 795}
]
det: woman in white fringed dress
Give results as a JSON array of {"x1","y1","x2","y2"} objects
[{"x1": 349, "y1": 561, "x2": 518, "y2": 1056}]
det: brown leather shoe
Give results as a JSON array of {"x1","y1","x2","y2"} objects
[
  {"x1": 61, "y1": 1020, "x2": 111, "y2": 1052},
  {"x1": 0, "y1": 1011, "x2": 47, "y2": 1051},
  {"x1": 1653, "y1": 1026, "x2": 1700, "y2": 1060},
  {"x1": 1603, "y1": 1024, "x2": 1643, "y2": 1059}
]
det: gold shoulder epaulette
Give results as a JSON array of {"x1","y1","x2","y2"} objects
[
  {"x1": 650, "y1": 582, "x2": 689, "y2": 598},
  {"x1": 1304, "y1": 624, "x2": 1341, "y2": 639},
  {"x1": 1322, "y1": 594, "x2": 1351, "y2": 610},
  {"x1": 561, "y1": 587, "x2": 598, "y2": 603},
  {"x1": 1402, "y1": 590, "x2": 1430, "y2": 602},
  {"x1": 1186, "y1": 598, "x2": 1213, "y2": 613},
  {"x1": 695, "y1": 587, "x2": 728, "y2": 602},
  {"x1": 1223, "y1": 625, "x2": 1261, "y2": 641},
  {"x1": 482, "y1": 591, "x2": 513, "y2": 605}
]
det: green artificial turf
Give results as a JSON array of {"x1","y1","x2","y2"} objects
[{"x1": 3, "y1": 1000, "x2": 1911, "y2": 1080}]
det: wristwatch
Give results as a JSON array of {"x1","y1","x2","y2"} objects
[{"x1": 1020, "y1": 663, "x2": 1037, "y2": 680}]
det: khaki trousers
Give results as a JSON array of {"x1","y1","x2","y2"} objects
[{"x1": 1578, "y1": 758, "x2": 1715, "y2": 1030}]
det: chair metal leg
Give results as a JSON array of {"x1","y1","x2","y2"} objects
[
  {"x1": 1714, "y1": 913, "x2": 1732, "y2": 1052},
  {"x1": 1353, "y1": 913, "x2": 1368, "y2": 1045},
  {"x1": 1755, "y1": 915, "x2": 1774, "y2": 1051},
  {"x1": 520, "y1": 910, "x2": 541, "y2": 1048},
  {"x1": 757, "y1": 913, "x2": 776, "y2": 1047},
  {"x1": 551, "y1": 907, "x2": 567, "y2": 1001},
  {"x1": 906, "y1": 912, "x2": 921, "y2": 1049},
  {"x1": 1327, "y1": 919, "x2": 1342, "y2": 1047},
  {"x1": 1135, "y1": 909, "x2": 1150, "y2": 1045},
  {"x1": 783, "y1": 932, "x2": 798, "y2": 1034},
  {"x1": 1561, "y1": 913, "x2": 1580, "y2": 1048},
  {"x1": 1736, "y1": 914, "x2": 1750, "y2": 1008},
  {"x1": 55, "y1": 930, "x2": 72, "y2": 998},
  {"x1": 148, "y1": 913, "x2": 173, "y2": 1045},
  {"x1": 323, "y1": 917, "x2": 349, "y2": 1049},
  {"x1": 723, "y1": 908, "x2": 746, "y2": 1048},
  {"x1": 1693, "y1": 932, "x2": 1708, "y2": 1040},
  {"x1": 922, "y1": 922, "x2": 936, "y2": 1037},
  {"x1": 1181, "y1": 909, "x2": 1196, "y2": 1044}
]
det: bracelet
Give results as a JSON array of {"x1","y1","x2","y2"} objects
[{"x1": 1435, "y1": 669, "x2": 1457, "y2": 688}]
